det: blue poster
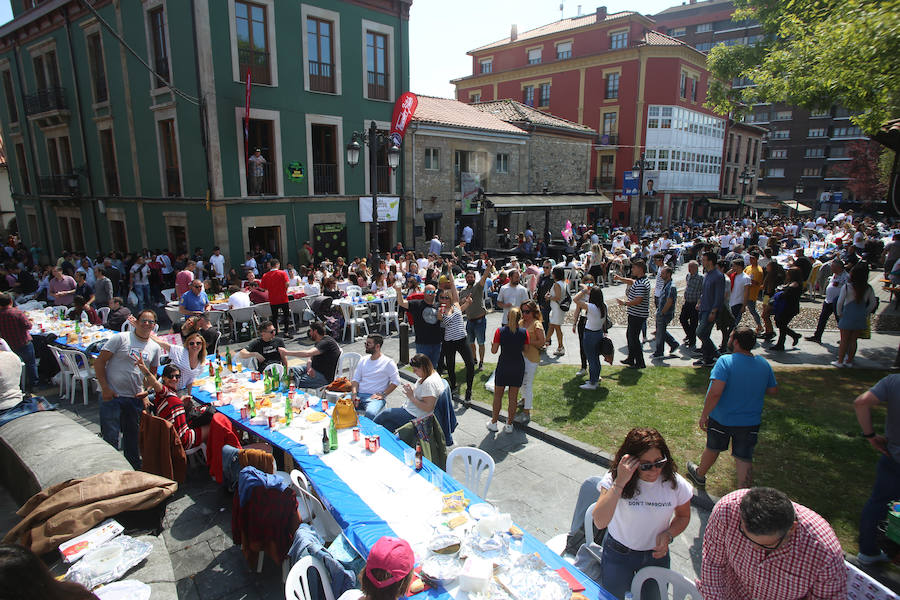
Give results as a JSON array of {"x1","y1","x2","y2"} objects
[{"x1": 623, "y1": 171, "x2": 639, "y2": 196}]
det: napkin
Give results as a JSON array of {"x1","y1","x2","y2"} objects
[
  {"x1": 406, "y1": 566, "x2": 432, "y2": 596},
  {"x1": 555, "y1": 567, "x2": 586, "y2": 592}
]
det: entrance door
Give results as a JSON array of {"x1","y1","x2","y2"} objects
[
  {"x1": 424, "y1": 215, "x2": 440, "y2": 242},
  {"x1": 168, "y1": 225, "x2": 187, "y2": 255},
  {"x1": 247, "y1": 119, "x2": 276, "y2": 195},
  {"x1": 248, "y1": 225, "x2": 282, "y2": 260}
]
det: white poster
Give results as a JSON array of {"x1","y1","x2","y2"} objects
[{"x1": 359, "y1": 196, "x2": 400, "y2": 222}]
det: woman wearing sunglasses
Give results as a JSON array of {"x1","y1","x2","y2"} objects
[
  {"x1": 136, "y1": 315, "x2": 208, "y2": 393},
  {"x1": 592, "y1": 428, "x2": 693, "y2": 599},
  {"x1": 134, "y1": 360, "x2": 208, "y2": 450}
]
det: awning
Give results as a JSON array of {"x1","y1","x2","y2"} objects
[
  {"x1": 486, "y1": 194, "x2": 611, "y2": 210},
  {"x1": 780, "y1": 201, "x2": 813, "y2": 214},
  {"x1": 707, "y1": 199, "x2": 739, "y2": 207}
]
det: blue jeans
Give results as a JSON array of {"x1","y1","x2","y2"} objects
[
  {"x1": 13, "y1": 342, "x2": 38, "y2": 390},
  {"x1": 696, "y1": 311, "x2": 716, "y2": 363},
  {"x1": 374, "y1": 407, "x2": 416, "y2": 432},
  {"x1": 654, "y1": 315, "x2": 677, "y2": 356},
  {"x1": 600, "y1": 533, "x2": 670, "y2": 600},
  {"x1": 582, "y1": 329, "x2": 604, "y2": 384},
  {"x1": 100, "y1": 396, "x2": 143, "y2": 469},
  {"x1": 355, "y1": 392, "x2": 386, "y2": 421},
  {"x1": 859, "y1": 454, "x2": 900, "y2": 555},
  {"x1": 415, "y1": 343, "x2": 442, "y2": 371},
  {"x1": 133, "y1": 284, "x2": 151, "y2": 311},
  {"x1": 291, "y1": 365, "x2": 329, "y2": 389}
]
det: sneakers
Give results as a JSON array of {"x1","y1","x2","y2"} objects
[
  {"x1": 579, "y1": 381, "x2": 598, "y2": 390},
  {"x1": 686, "y1": 461, "x2": 706, "y2": 487},
  {"x1": 857, "y1": 550, "x2": 890, "y2": 565},
  {"x1": 486, "y1": 421, "x2": 499, "y2": 432},
  {"x1": 477, "y1": 362, "x2": 484, "y2": 370},
  {"x1": 513, "y1": 412, "x2": 531, "y2": 425},
  {"x1": 554, "y1": 347, "x2": 566, "y2": 356},
  {"x1": 575, "y1": 368, "x2": 586, "y2": 376},
  {"x1": 503, "y1": 424, "x2": 515, "y2": 433},
  {"x1": 650, "y1": 353, "x2": 664, "y2": 359},
  {"x1": 693, "y1": 359, "x2": 714, "y2": 367},
  {"x1": 668, "y1": 343, "x2": 679, "y2": 355},
  {"x1": 805, "y1": 335, "x2": 822, "y2": 343},
  {"x1": 830, "y1": 360, "x2": 845, "y2": 368}
]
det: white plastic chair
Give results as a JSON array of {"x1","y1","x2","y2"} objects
[
  {"x1": 345, "y1": 285, "x2": 362, "y2": 298},
  {"x1": 97, "y1": 306, "x2": 111, "y2": 325},
  {"x1": 289, "y1": 469, "x2": 342, "y2": 542},
  {"x1": 161, "y1": 288, "x2": 175, "y2": 303},
  {"x1": 335, "y1": 351, "x2": 362, "y2": 380},
  {"x1": 253, "y1": 302, "x2": 272, "y2": 323},
  {"x1": 483, "y1": 280, "x2": 493, "y2": 309},
  {"x1": 263, "y1": 362, "x2": 286, "y2": 380},
  {"x1": 285, "y1": 555, "x2": 335, "y2": 600},
  {"x1": 583, "y1": 502, "x2": 603, "y2": 562},
  {"x1": 446, "y1": 447, "x2": 495, "y2": 498},
  {"x1": 164, "y1": 305, "x2": 182, "y2": 326},
  {"x1": 48, "y1": 346, "x2": 71, "y2": 397},
  {"x1": 630, "y1": 566, "x2": 701, "y2": 600},
  {"x1": 185, "y1": 442, "x2": 207, "y2": 465},
  {"x1": 379, "y1": 296, "x2": 400, "y2": 334},
  {"x1": 339, "y1": 302, "x2": 369, "y2": 342},
  {"x1": 228, "y1": 306, "x2": 256, "y2": 342},
  {"x1": 288, "y1": 297, "x2": 307, "y2": 330},
  {"x1": 59, "y1": 348, "x2": 95, "y2": 404}
]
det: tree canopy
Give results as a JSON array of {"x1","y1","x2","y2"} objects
[{"x1": 705, "y1": 0, "x2": 900, "y2": 135}]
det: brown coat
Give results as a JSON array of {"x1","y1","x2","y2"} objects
[
  {"x1": 3, "y1": 470, "x2": 177, "y2": 554},
  {"x1": 140, "y1": 412, "x2": 187, "y2": 483},
  {"x1": 238, "y1": 448, "x2": 275, "y2": 475}
]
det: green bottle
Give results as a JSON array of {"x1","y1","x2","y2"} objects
[
  {"x1": 284, "y1": 396, "x2": 292, "y2": 425},
  {"x1": 328, "y1": 416, "x2": 338, "y2": 451},
  {"x1": 214, "y1": 369, "x2": 222, "y2": 391},
  {"x1": 225, "y1": 347, "x2": 233, "y2": 372},
  {"x1": 263, "y1": 373, "x2": 271, "y2": 394},
  {"x1": 282, "y1": 369, "x2": 290, "y2": 392},
  {"x1": 248, "y1": 391, "x2": 256, "y2": 418}
]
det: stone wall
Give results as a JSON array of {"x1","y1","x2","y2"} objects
[{"x1": 529, "y1": 133, "x2": 591, "y2": 194}]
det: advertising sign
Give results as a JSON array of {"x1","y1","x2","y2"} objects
[
  {"x1": 461, "y1": 172, "x2": 481, "y2": 215},
  {"x1": 359, "y1": 196, "x2": 400, "y2": 222},
  {"x1": 286, "y1": 161, "x2": 304, "y2": 182},
  {"x1": 623, "y1": 171, "x2": 639, "y2": 196},
  {"x1": 313, "y1": 223, "x2": 347, "y2": 262},
  {"x1": 390, "y1": 92, "x2": 418, "y2": 147}
]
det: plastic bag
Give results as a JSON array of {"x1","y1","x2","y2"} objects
[
  {"x1": 127, "y1": 290, "x2": 139, "y2": 308},
  {"x1": 484, "y1": 370, "x2": 495, "y2": 393},
  {"x1": 65, "y1": 535, "x2": 152, "y2": 590}
]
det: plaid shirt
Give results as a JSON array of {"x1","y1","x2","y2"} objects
[
  {"x1": 683, "y1": 272, "x2": 703, "y2": 303},
  {"x1": 699, "y1": 489, "x2": 846, "y2": 600},
  {"x1": 0, "y1": 306, "x2": 31, "y2": 350}
]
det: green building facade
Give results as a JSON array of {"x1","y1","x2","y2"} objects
[{"x1": 0, "y1": 0, "x2": 411, "y2": 267}]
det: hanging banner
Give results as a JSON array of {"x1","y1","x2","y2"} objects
[
  {"x1": 461, "y1": 173, "x2": 481, "y2": 216},
  {"x1": 622, "y1": 171, "x2": 639, "y2": 196},
  {"x1": 313, "y1": 222, "x2": 348, "y2": 262},
  {"x1": 390, "y1": 92, "x2": 418, "y2": 147},
  {"x1": 360, "y1": 197, "x2": 400, "y2": 222}
]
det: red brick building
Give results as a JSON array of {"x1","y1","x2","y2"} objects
[{"x1": 451, "y1": 7, "x2": 726, "y2": 226}]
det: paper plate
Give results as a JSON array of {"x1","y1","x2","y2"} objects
[
  {"x1": 468, "y1": 502, "x2": 497, "y2": 520},
  {"x1": 95, "y1": 580, "x2": 152, "y2": 600}
]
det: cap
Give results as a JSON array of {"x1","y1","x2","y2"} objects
[
  {"x1": 438, "y1": 275, "x2": 451, "y2": 285},
  {"x1": 365, "y1": 536, "x2": 414, "y2": 588}
]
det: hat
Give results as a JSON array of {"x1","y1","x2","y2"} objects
[
  {"x1": 438, "y1": 275, "x2": 451, "y2": 285},
  {"x1": 365, "y1": 536, "x2": 414, "y2": 588}
]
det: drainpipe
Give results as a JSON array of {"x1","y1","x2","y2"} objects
[
  {"x1": 189, "y1": 0, "x2": 213, "y2": 202},
  {"x1": 410, "y1": 122, "x2": 416, "y2": 251}
]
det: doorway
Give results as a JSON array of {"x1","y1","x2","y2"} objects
[
  {"x1": 168, "y1": 225, "x2": 187, "y2": 255},
  {"x1": 247, "y1": 119, "x2": 276, "y2": 195},
  {"x1": 248, "y1": 225, "x2": 282, "y2": 260},
  {"x1": 424, "y1": 214, "x2": 441, "y2": 244}
]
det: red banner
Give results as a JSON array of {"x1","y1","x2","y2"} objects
[
  {"x1": 244, "y1": 69, "x2": 252, "y2": 162},
  {"x1": 389, "y1": 92, "x2": 417, "y2": 147}
]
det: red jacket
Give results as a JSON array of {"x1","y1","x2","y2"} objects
[{"x1": 207, "y1": 412, "x2": 241, "y2": 484}]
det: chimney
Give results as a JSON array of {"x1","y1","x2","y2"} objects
[
  {"x1": 510, "y1": 24, "x2": 518, "y2": 41},
  {"x1": 689, "y1": 0, "x2": 696, "y2": 4},
  {"x1": 595, "y1": 6, "x2": 607, "y2": 21},
  {"x1": 577, "y1": 4, "x2": 582, "y2": 16}
]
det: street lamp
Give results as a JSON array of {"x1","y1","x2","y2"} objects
[
  {"x1": 633, "y1": 152, "x2": 650, "y2": 227},
  {"x1": 347, "y1": 121, "x2": 401, "y2": 257},
  {"x1": 738, "y1": 167, "x2": 754, "y2": 218},
  {"x1": 794, "y1": 182, "x2": 805, "y2": 215}
]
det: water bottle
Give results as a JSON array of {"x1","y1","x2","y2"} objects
[{"x1": 624, "y1": 593, "x2": 633, "y2": 600}]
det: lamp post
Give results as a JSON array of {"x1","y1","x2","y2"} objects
[
  {"x1": 347, "y1": 121, "x2": 400, "y2": 258},
  {"x1": 633, "y1": 152, "x2": 650, "y2": 227},
  {"x1": 738, "y1": 166, "x2": 754, "y2": 218},
  {"x1": 794, "y1": 182, "x2": 805, "y2": 216}
]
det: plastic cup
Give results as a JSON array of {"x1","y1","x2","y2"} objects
[
  {"x1": 430, "y1": 471, "x2": 442, "y2": 489},
  {"x1": 404, "y1": 448, "x2": 415, "y2": 467}
]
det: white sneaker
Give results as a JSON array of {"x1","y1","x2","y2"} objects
[
  {"x1": 844, "y1": 360, "x2": 855, "y2": 368},
  {"x1": 503, "y1": 424, "x2": 514, "y2": 433},
  {"x1": 486, "y1": 421, "x2": 499, "y2": 432},
  {"x1": 575, "y1": 369, "x2": 586, "y2": 376},
  {"x1": 579, "y1": 382, "x2": 598, "y2": 390},
  {"x1": 830, "y1": 360, "x2": 845, "y2": 368}
]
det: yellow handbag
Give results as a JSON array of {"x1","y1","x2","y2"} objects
[{"x1": 332, "y1": 396, "x2": 358, "y2": 429}]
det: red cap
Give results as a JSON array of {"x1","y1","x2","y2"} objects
[{"x1": 365, "y1": 536, "x2": 414, "y2": 588}]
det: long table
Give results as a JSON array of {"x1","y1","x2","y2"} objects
[{"x1": 194, "y1": 386, "x2": 613, "y2": 600}]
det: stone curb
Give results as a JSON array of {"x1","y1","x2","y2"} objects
[{"x1": 398, "y1": 367, "x2": 719, "y2": 513}]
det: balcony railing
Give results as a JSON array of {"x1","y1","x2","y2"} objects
[
  {"x1": 312, "y1": 163, "x2": 338, "y2": 194},
  {"x1": 592, "y1": 176, "x2": 615, "y2": 189},
  {"x1": 239, "y1": 48, "x2": 271, "y2": 85},
  {"x1": 24, "y1": 86, "x2": 67, "y2": 116},
  {"x1": 38, "y1": 174, "x2": 77, "y2": 196},
  {"x1": 246, "y1": 160, "x2": 277, "y2": 196},
  {"x1": 367, "y1": 70, "x2": 389, "y2": 100},
  {"x1": 597, "y1": 133, "x2": 618, "y2": 146},
  {"x1": 309, "y1": 61, "x2": 335, "y2": 93}
]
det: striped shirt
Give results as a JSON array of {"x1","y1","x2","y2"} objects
[
  {"x1": 154, "y1": 390, "x2": 196, "y2": 450},
  {"x1": 626, "y1": 276, "x2": 650, "y2": 318},
  {"x1": 442, "y1": 307, "x2": 467, "y2": 342}
]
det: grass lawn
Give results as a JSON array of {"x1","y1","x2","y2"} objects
[{"x1": 460, "y1": 363, "x2": 891, "y2": 552}]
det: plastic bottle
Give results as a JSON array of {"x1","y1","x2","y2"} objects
[
  {"x1": 624, "y1": 593, "x2": 633, "y2": 600},
  {"x1": 248, "y1": 391, "x2": 256, "y2": 418}
]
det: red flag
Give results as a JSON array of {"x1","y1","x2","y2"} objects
[
  {"x1": 389, "y1": 92, "x2": 418, "y2": 147},
  {"x1": 244, "y1": 69, "x2": 252, "y2": 162}
]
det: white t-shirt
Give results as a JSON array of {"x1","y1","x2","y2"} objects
[
  {"x1": 167, "y1": 344, "x2": 208, "y2": 391},
  {"x1": 497, "y1": 283, "x2": 530, "y2": 325},
  {"x1": 659, "y1": 238, "x2": 671, "y2": 250},
  {"x1": 228, "y1": 291, "x2": 251, "y2": 309},
  {"x1": 757, "y1": 234, "x2": 769, "y2": 249},
  {"x1": 209, "y1": 254, "x2": 225, "y2": 277},
  {"x1": 462, "y1": 225, "x2": 474, "y2": 243},
  {"x1": 598, "y1": 472, "x2": 693, "y2": 551},
  {"x1": 245, "y1": 257, "x2": 258, "y2": 275},
  {"x1": 853, "y1": 231, "x2": 866, "y2": 250},
  {"x1": 352, "y1": 354, "x2": 401, "y2": 396},
  {"x1": 406, "y1": 371, "x2": 443, "y2": 418},
  {"x1": 729, "y1": 272, "x2": 751, "y2": 307}
]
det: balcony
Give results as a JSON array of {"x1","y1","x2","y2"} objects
[
  {"x1": 38, "y1": 174, "x2": 78, "y2": 196},
  {"x1": 597, "y1": 133, "x2": 618, "y2": 146},
  {"x1": 312, "y1": 163, "x2": 338, "y2": 195},
  {"x1": 591, "y1": 176, "x2": 615, "y2": 189},
  {"x1": 309, "y1": 61, "x2": 335, "y2": 93},
  {"x1": 246, "y1": 161, "x2": 277, "y2": 196},
  {"x1": 239, "y1": 48, "x2": 271, "y2": 85},
  {"x1": 24, "y1": 86, "x2": 69, "y2": 128},
  {"x1": 367, "y1": 71, "x2": 389, "y2": 100}
]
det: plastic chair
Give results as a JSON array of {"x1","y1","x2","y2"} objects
[
  {"x1": 122, "y1": 320, "x2": 159, "y2": 333},
  {"x1": 583, "y1": 502, "x2": 603, "y2": 563},
  {"x1": 446, "y1": 447, "x2": 495, "y2": 498},
  {"x1": 253, "y1": 302, "x2": 272, "y2": 323},
  {"x1": 185, "y1": 442, "x2": 207, "y2": 465},
  {"x1": 97, "y1": 306, "x2": 111, "y2": 325},
  {"x1": 339, "y1": 302, "x2": 369, "y2": 342},
  {"x1": 284, "y1": 555, "x2": 335, "y2": 600},
  {"x1": 59, "y1": 348, "x2": 95, "y2": 404},
  {"x1": 289, "y1": 298, "x2": 307, "y2": 330},
  {"x1": 345, "y1": 285, "x2": 362, "y2": 298},
  {"x1": 379, "y1": 296, "x2": 400, "y2": 334},
  {"x1": 264, "y1": 362, "x2": 286, "y2": 380},
  {"x1": 483, "y1": 280, "x2": 493, "y2": 309},
  {"x1": 228, "y1": 306, "x2": 256, "y2": 342},
  {"x1": 164, "y1": 305, "x2": 182, "y2": 326},
  {"x1": 48, "y1": 346, "x2": 71, "y2": 397},
  {"x1": 630, "y1": 566, "x2": 701, "y2": 600},
  {"x1": 289, "y1": 469, "x2": 343, "y2": 542},
  {"x1": 161, "y1": 288, "x2": 175, "y2": 303},
  {"x1": 335, "y1": 351, "x2": 361, "y2": 380}
]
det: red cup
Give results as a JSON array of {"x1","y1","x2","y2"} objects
[
  {"x1": 268, "y1": 415, "x2": 276, "y2": 429},
  {"x1": 352, "y1": 427, "x2": 360, "y2": 442},
  {"x1": 322, "y1": 399, "x2": 329, "y2": 411},
  {"x1": 240, "y1": 406, "x2": 249, "y2": 419}
]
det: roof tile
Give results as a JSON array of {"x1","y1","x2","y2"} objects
[
  {"x1": 410, "y1": 95, "x2": 527, "y2": 135},
  {"x1": 470, "y1": 11, "x2": 636, "y2": 53},
  {"x1": 472, "y1": 100, "x2": 595, "y2": 135}
]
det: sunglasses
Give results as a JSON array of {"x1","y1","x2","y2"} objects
[
  {"x1": 739, "y1": 521, "x2": 789, "y2": 550},
  {"x1": 424, "y1": 291, "x2": 436, "y2": 295},
  {"x1": 639, "y1": 458, "x2": 668, "y2": 471},
  {"x1": 164, "y1": 373, "x2": 181, "y2": 380},
  {"x1": 139, "y1": 319, "x2": 156, "y2": 324},
  {"x1": 521, "y1": 309, "x2": 532, "y2": 314},
  {"x1": 262, "y1": 329, "x2": 275, "y2": 334},
  {"x1": 187, "y1": 341, "x2": 203, "y2": 346}
]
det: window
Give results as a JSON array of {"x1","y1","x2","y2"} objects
[
  {"x1": 808, "y1": 128, "x2": 826, "y2": 138},
  {"x1": 802, "y1": 167, "x2": 822, "y2": 177},
  {"x1": 47, "y1": 135, "x2": 73, "y2": 175},
  {"x1": 805, "y1": 147, "x2": 825, "y2": 158},
  {"x1": 602, "y1": 112, "x2": 617, "y2": 135},
  {"x1": 58, "y1": 215, "x2": 83, "y2": 252},
  {"x1": 810, "y1": 108, "x2": 830, "y2": 118},
  {"x1": 691, "y1": 78, "x2": 697, "y2": 102},
  {"x1": 32, "y1": 50, "x2": 60, "y2": 90},
  {"x1": 479, "y1": 58, "x2": 492, "y2": 74},
  {"x1": 366, "y1": 31, "x2": 389, "y2": 100},
  {"x1": 766, "y1": 167, "x2": 785, "y2": 178},
  {"x1": 236, "y1": 1, "x2": 271, "y2": 85},
  {"x1": 109, "y1": 218, "x2": 128, "y2": 252},
  {"x1": 307, "y1": 17, "x2": 335, "y2": 93},
  {"x1": 833, "y1": 125, "x2": 862, "y2": 138},
  {"x1": 14, "y1": 143, "x2": 29, "y2": 194},
  {"x1": 158, "y1": 118, "x2": 181, "y2": 196},
  {"x1": 695, "y1": 42, "x2": 716, "y2": 52},
  {"x1": 2, "y1": 70, "x2": 17, "y2": 122},
  {"x1": 538, "y1": 83, "x2": 550, "y2": 106},
  {"x1": 310, "y1": 123, "x2": 338, "y2": 194},
  {"x1": 773, "y1": 110, "x2": 792, "y2": 121},
  {"x1": 556, "y1": 41, "x2": 572, "y2": 60},
  {"x1": 148, "y1": 6, "x2": 170, "y2": 88},
  {"x1": 99, "y1": 128, "x2": 119, "y2": 196},
  {"x1": 495, "y1": 153, "x2": 508, "y2": 174},
  {"x1": 605, "y1": 73, "x2": 619, "y2": 99},
  {"x1": 86, "y1": 33, "x2": 108, "y2": 102},
  {"x1": 667, "y1": 27, "x2": 686, "y2": 37},
  {"x1": 770, "y1": 129, "x2": 789, "y2": 139},
  {"x1": 696, "y1": 22, "x2": 713, "y2": 33},
  {"x1": 610, "y1": 31, "x2": 627, "y2": 49},
  {"x1": 769, "y1": 148, "x2": 787, "y2": 159},
  {"x1": 679, "y1": 72, "x2": 686, "y2": 98},
  {"x1": 829, "y1": 145, "x2": 847, "y2": 158},
  {"x1": 527, "y1": 48, "x2": 541, "y2": 64},
  {"x1": 470, "y1": 92, "x2": 480, "y2": 103},
  {"x1": 600, "y1": 154, "x2": 614, "y2": 179},
  {"x1": 424, "y1": 148, "x2": 439, "y2": 171},
  {"x1": 522, "y1": 85, "x2": 534, "y2": 106},
  {"x1": 748, "y1": 111, "x2": 769, "y2": 123}
]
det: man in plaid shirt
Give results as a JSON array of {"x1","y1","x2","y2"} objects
[
  {"x1": 0, "y1": 293, "x2": 37, "y2": 390},
  {"x1": 679, "y1": 260, "x2": 703, "y2": 349},
  {"x1": 699, "y1": 487, "x2": 845, "y2": 599}
]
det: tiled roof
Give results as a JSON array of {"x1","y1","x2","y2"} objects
[
  {"x1": 472, "y1": 100, "x2": 596, "y2": 135},
  {"x1": 638, "y1": 29, "x2": 689, "y2": 47},
  {"x1": 410, "y1": 95, "x2": 527, "y2": 135},
  {"x1": 654, "y1": 0, "x2": 734, "y2": 16},
  {"x1": 470, "y1": 11, "x2": 636, "y2": 53}
]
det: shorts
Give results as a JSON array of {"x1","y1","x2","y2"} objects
[
  {"x1": 706, "y1": 417, "x2": 759, "y2": 461},
  {"x1": 466, "y1": 316, "x2": 487, "y2": 345}
]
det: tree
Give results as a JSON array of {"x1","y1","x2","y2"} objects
[
  {"x1": 706, "y1": 0, "x2": 900, "y2": 135},
  {"x1": 835, "y1": 141, "x2": 886, "y2": 207}
]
